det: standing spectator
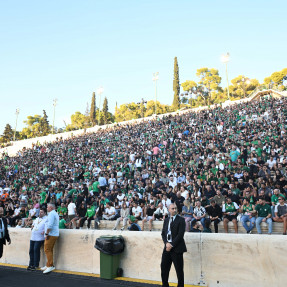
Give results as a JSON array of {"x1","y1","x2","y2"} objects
[
  {"x1": 41, "y1": 203, "x2": 59, "y2": 274},
  {"x1": 255, "y1": 198, "x2": 272, "y2": 235},
  {"x1": 27, "y1": 208, "x2": 47, "y2": 271},
  {"x1": 273, "y1": 196, "x2": 287, "y2": 235},
  {"x1": 206, "y1": 200, "x2": 222, "y2": 233},
  {"x1": 222, "y1": 197, "x2": 239, "y2": 233},
  {"x1": 0, "y1": 207, "x2": 11, "y2": 259},
  {"x1": 67, "y1": 199, "x2": 76, "y2": 228}
]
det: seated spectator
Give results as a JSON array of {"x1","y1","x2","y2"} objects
[
  {"x1": 102, "y1": 202, "x2": 116, "y2": 221},
  {"x1": 240, "y1": 198, "x2": 256, "y2": 234},
  {"x1": 80, "y1": 203, "x2": 96, "y2": 229},
  {"x1": 128, "y1": 215, "x2": 141, "y2": 231},
  {"x1": 182, "y1": 200, "x2": 193, "y2": 232},
  {"x1": 222, "y1": 197, "x2": 239, "y2": 233},
  {"x1": 271, "y1": 189, "x2": 286, "y2": 218},
  {"x1": 131, "y1": 202, "x2": 142, "y2": 221},
  {"x1": 153, "y1": 202, "x2": 168, "y2": 221},
  {"x1": 192, "y1": 200, "x2": 206, "y2": 228},
  {"x1": 190, "y1": 220, "x2": 201, "y2": 232},
  {"x1": 206, "y1": 199, "x2": 222, "y2": 233},
  {"x1": 59, "y1": 215, "x2": 71, "y2": 229},
  {"x1": 94, "y1": 204, "x2": 105, "y2": 229},
  {"x1": 255, "y1": 198, "x2": 272, "y2": 235},
  {"x1": 141, "y1": 203, "x2": 156, "y2": 231},
  {"x1": 71, "y1": 202, "x2": 87, "y2": 229},
  {"x1": 273, "y1": 196, "x2": 287, "y2": 235},
  {"x1": 113, "y1": 202, "x2": 130, "y2": 231}
]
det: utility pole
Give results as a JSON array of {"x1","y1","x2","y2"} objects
[
  {"x1": 52, "y1": 99, "x2": 57, "y2": 134},
  {"x1": 13, "y1": 108, "x2": 20, "y2": 141}
]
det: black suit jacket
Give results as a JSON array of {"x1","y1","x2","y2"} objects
[
  {"x1": 0, "y1": 217, "x2": 10, "y2": 245},
  {"x1": 161, "y1": 215, "x2": 187, "y2": 253}
]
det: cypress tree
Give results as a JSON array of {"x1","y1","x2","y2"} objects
[
  {"x1": 102, "y1": 97, "x2": 108, "y2": 125},
  {"x1": 172, "y1": 57, "x2": 180, "y2": 110},
  {"x1": 90, "y1": 92, "x2": 96, "y2": 125}
]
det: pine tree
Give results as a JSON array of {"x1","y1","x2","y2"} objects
[
  {"x1": 90, "y1": 92, "x2": 96, "y2": 125},
  {"x1": 3, "y1": 123, "x2": 13, "y2": 142},
  {"x1": 102, "y1": 97, "x2": 109, "y2": 125},
  {"x1": 172, "y1": 57, "x2": 180, "y2": 110}
]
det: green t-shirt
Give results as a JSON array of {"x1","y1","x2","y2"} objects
[
  {"x1": 225, "y1": 203, "x2": 237, "y2": 213},
  {"x1": 255, "y1": 204, "x2": 271, "y2": 217},
  {"x1": 92, "y1": 181, "x2": 100, "y2": 192},
  {"x1": 57, "y1": 207, "x2": 68, "y2": 216},
  {"x1": 59, "y1": 219, "x2": 67, "y2": 229},
  {"x1": 85, "y1": 206, "x2": 96, "y2": 218},
  {"x1": 40, "y1": 191, "x2": 47, "y2": 204}
]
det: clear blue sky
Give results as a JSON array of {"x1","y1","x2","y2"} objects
[{"x1": 0, "y1": 0, "x2": 286, "y2": 132}]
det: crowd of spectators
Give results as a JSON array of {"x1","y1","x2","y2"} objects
[{"x1": 1, "y1": 96, "x2": 287, "y2": 234}]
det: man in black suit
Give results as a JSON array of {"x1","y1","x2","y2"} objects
[
  {"x1": 161, "y1": 203, "x2": 187, "y2": 287},
  {"x1": 0, "y1": 207, "x2": 11, "y2": 258}
]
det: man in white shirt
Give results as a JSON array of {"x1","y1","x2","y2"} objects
[
  {"x1": 103, "y1": 203, "x2": 116, "y2": 220},
  {"x1": 27, "y1": 208, "x2": 47, "y2": 271},
  {"x1": 132, "y1": 202, "x2": 142, "y2": 220},
  {"x1": 153, "y1": 203, "x2": 168, "y2": 221},
  {"x1": 67, "y1": 199, "x2": 76, "y2": 227}
]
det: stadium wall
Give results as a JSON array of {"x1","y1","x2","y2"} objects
[{"x1": 1, "y1": 229, "x2": 285, "y2": 287}]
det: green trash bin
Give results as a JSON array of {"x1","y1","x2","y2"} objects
[
  {"x1": 100, "y1": 252, "x2": 121, "y2": 279},
  {"x1": 95, "y1": 235, "x2": 125, "y2": 280}
]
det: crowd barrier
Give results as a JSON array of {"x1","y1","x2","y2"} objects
[{"x1": 0, "y1": 228, "x2": 286, "y2": 287}]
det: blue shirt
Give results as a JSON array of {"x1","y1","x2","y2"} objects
[{"x1": 45, "y1": 210, "x2": 59, "y2": 236}]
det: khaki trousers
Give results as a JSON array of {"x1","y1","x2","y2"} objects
[{"x1": 44, "y1": 236, "x2": 58, "y2": 267}]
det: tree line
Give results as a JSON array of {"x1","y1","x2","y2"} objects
[{"x1": 1, "y1": 58, "x2": 286, "y2": 144}]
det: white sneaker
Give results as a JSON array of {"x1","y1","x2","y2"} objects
[
  {"x1": 43, "y1": 266, "x2": 55, "y2": 274},
  {"x1": 113, "y1": 227, "x2": 116, "y2": 230},
  {"x1": 40, "y1": 266, "x2": 47, "y2": 271},
  {"x1": 121, "y1": 227, "x2": 125, "y2": 231}
]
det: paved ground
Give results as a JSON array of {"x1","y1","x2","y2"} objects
[{"x1": 0, "y1": 266, "x2": 160, "y2": 287}]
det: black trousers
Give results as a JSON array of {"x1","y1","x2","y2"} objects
[
  {"x1": 161, "y1": 249, "x2": 184, "y2": 287},
  {"x1": 211, "y1": 218, "x2": 221, "y2": 233},
  {"x1": 0, "y1": 242, "x2": 4, "y2": 258}
]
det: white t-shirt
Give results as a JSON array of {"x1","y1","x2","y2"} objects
[
  {"x1": 105, "y1": 206, "x2": 116, "y2": 215},
  {"x1": 68, "y1": 203, "x2": 76, "y2": 215},
  {"x1": 132, "y1": 206, "x2": 142, "y2": 217},
  {"x1": 31, "y1": 216, "x2": 47, "y2": 241}
]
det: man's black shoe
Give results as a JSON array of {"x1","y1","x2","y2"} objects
[
  {"x1": 30, "y1": 266, "x2": 36, "y2": 271},
  {"x1": 27, "y1": 266, "x2": 32, "y2": 271}
]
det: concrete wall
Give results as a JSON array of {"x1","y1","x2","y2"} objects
[{"x1": 1, "y1": 229, "x2": 286, "y2": 287}]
